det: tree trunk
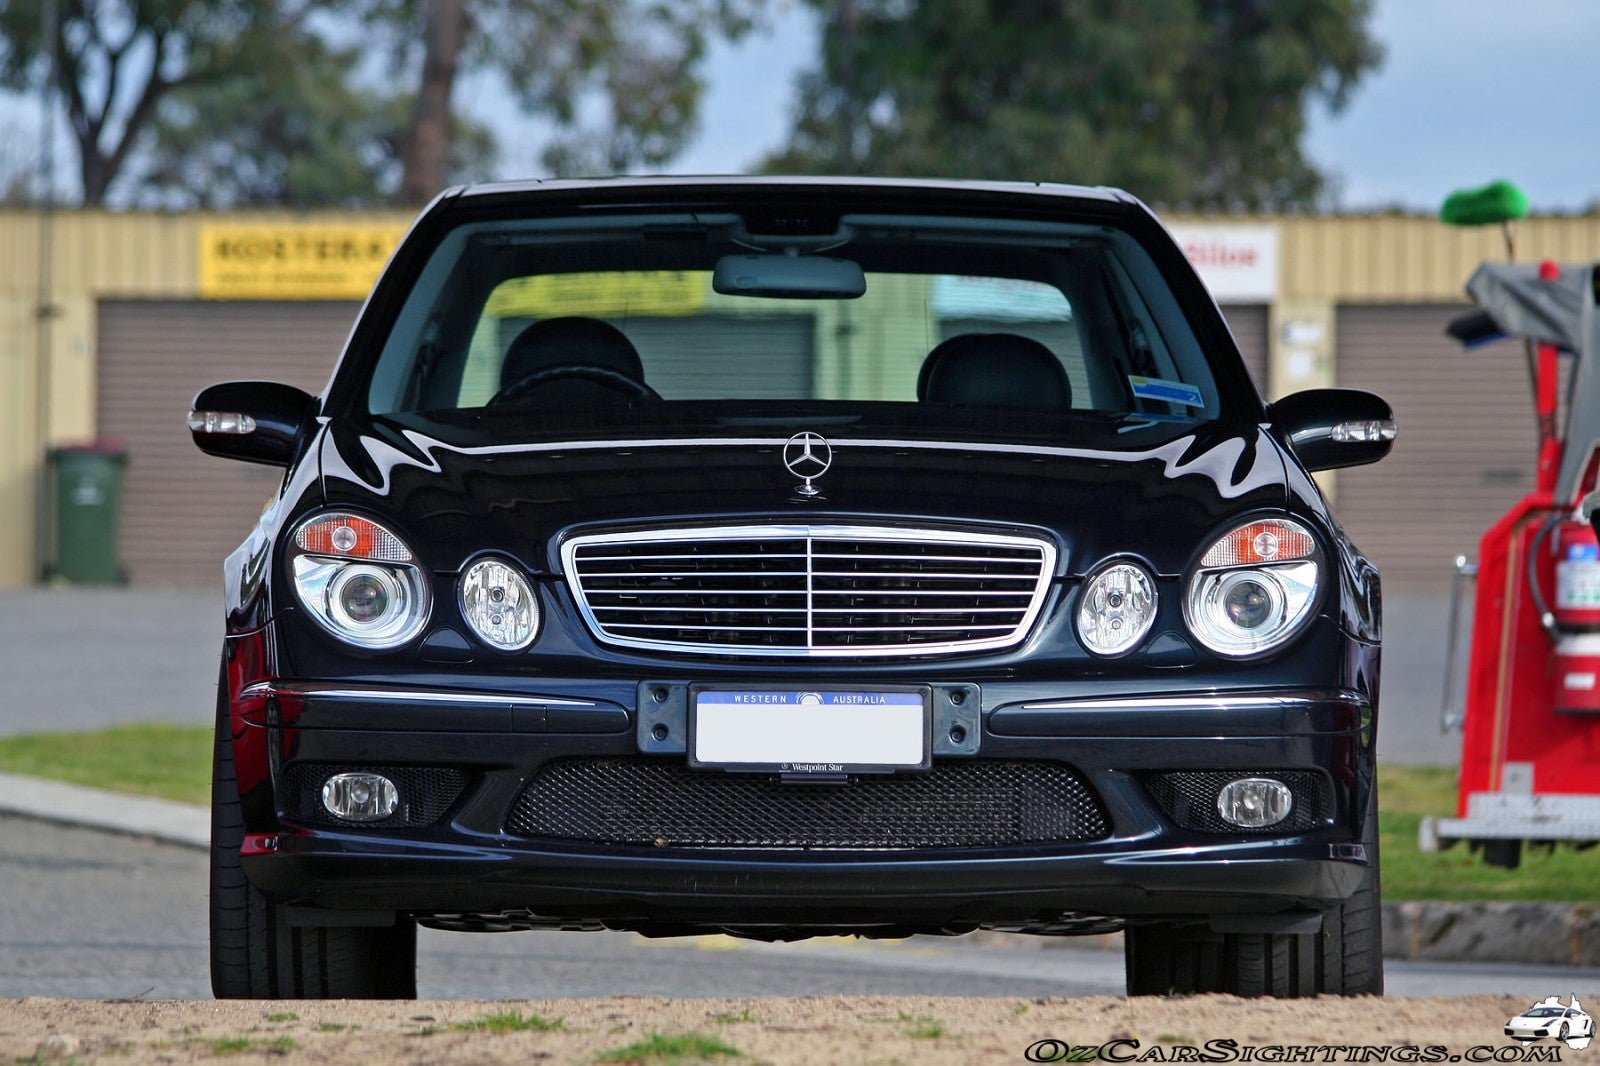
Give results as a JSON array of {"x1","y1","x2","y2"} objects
[{"x1": 398, "y1": 0, "x2": 469, "y2": 204}]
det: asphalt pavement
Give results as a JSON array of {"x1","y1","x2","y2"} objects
[{"x1": 0, "y1": 585, "x2": 1461, "y2": 765}]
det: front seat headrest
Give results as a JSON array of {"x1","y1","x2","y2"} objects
[
  {"x1": 500, "y1": 316, "x2": 645, "y2": 390},
  {"x1": 918, "y1": 333, "x2": 1071, "y2": 411}
]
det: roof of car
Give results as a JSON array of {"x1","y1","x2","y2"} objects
[{"x1": 446, "y1": 174, "x2": 1131, "y2": 206}]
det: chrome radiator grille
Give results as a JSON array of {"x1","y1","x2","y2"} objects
[{"x1": 561, "y1": 524, "x2": 1056, "y2": 657}]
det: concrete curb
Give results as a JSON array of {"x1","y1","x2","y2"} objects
[
  {"x1": 0, "y1": 772, "x2": 209, "y2": 850},
  {"x1": 976, "y1": 907, "x2": 1600, "y2": 967},
  {"x1": 1, "y1": 772, "x2": 1594, "y2": 968},
  {"x1": 1383, "y1": 901, "x2": 1600, "y2": 968}
]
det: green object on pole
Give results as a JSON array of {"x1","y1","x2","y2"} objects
[
  {"x1": 50, "y1": 441, "x2": 127, "y2": 584},
  {"x1": 1439, "y1": 180, "x2": 1530, "y2": 227}
]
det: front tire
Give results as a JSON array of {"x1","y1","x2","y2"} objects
[
  {"x1": 1125, "y1": 784, "x2": 1383, "y2": 997},
  {"x1": 209, "y1": 663, "x2": 417, "y2": 998}
]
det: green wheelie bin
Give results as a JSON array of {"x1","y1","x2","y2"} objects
[{"x1": 49, "y1": 440, "x2": 127, "y2": 584}]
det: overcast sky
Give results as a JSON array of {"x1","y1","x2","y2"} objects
[{"x1": 603, "y1": 0, "x2": 1600, "y2": 214}]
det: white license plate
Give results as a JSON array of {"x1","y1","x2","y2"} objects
[{"x1": 689, "y1": 686, "x2": 930, "y2": 773}]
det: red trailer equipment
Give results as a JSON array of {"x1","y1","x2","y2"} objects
[{"x1": 1423, "y1": 260, "x2": 1600, "y2": 868}]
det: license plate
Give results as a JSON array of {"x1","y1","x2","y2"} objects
[{"x1": 688, "y1": 685, "x2": 931, "y2": 774}]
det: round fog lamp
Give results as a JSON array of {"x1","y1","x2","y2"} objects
[
  {"x1": 1076, "y1": 561, "x2": 1158, "y2": 657},
  {"x1": 1216, "y1": 777, "x2": 1293, "y2": 829},
  {"x1": 460, "y1": 556, "x2": 540, "y2": 650},
  {"x1": 321, "y1": 772, "x2": 399, "y2": 822}
]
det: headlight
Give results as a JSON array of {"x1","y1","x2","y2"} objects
[
  {"x1": 1185, "y1": 518, "x2": 1321, "y2": 657},
  {"x1": 459, "y1": 556, "x2": 540, "y2": 650},
  {"x1": 1076, "y1": 560, "x2": 1157, "y2": 656},
  {"x1": 287, "y1": 512, "x2": 430, "y2": 649}
]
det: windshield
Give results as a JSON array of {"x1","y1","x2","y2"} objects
[{"x1": 365, "y1": 209, "x2": 1223, "y2": 448}]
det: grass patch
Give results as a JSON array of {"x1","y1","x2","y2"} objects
[
  {"x1": 208, "y1": 1036, "x2": 297, "y2": 1055},
  {"x1": 598, "y1": 1031, "x2": 742, "y2": 1063},
  {"x1": 903, "y1": 1020, "x2": 946, "y2": 1039},
  {"x1": 0, "y1": 723, "x2": 210, "y2": 805},
  {"x1": 264, "y1": 1012, "x2": 298, "y2": 1023},
  {"x1": 453, "y1": 1008, "x2": 564, "y2": 1033},
  {"x1": 1378, "y1": 765, "x2": 1597, "y2": 901}
]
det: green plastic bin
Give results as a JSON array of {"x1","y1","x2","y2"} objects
[{"x1": 50, "y1": 441, "x2": 127, "y2": 584}]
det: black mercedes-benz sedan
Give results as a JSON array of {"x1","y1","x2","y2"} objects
[{"x1": 190, "y1": 176, "x2": 1395, "y2": 1000}]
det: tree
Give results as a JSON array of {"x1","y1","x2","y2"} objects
[
  {"x1": 135, "y1": 33, "x2": 494, "y2": 209},
  {"x1": 765, "y1": 0, "x2": 1383, "y2": 211},
  {"x1": 0, "y1": 2, "x2": 325, "y2": 205},
  {"x1": 354, "y1": 0, "x2": 769, "y2": 203}
]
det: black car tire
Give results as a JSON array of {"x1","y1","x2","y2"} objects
[
  {"x1": 1125, "y1": 785, "x2": 1383, "y2": 998},
  {"x1": 209, "y1": 665, "x2": 418, "y2": 999}
]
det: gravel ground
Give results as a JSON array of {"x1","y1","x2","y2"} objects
[{"x1": 0, "y1": 993, "x2": 1555, "y2": 1065}]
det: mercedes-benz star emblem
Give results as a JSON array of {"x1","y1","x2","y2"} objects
[{"x1": 783, "y1": 431, "x2": 833, "y2": 497}]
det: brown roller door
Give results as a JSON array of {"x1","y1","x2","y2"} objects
[
  {"x1": 97, "y1": 300, "x2": 358, "y2": 585},
  {"x1": 1218, "y1": 303, "x2": 1269, "y2": 396},
  {"x1": 1335, "y1": 303, "x2": 1537, "y2": 593}
]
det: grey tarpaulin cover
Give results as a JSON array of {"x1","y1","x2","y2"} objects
[{"x1": 1464, "y1": 261, "x2": 1600, "y2": 500}]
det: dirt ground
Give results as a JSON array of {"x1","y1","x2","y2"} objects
[{"x1": 0, "y1": 993, "x2": 1552, "y2": 1065}]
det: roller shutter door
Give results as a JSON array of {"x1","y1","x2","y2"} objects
[
  {"x1": 615, "y1": 315, "x2": 813, "y2": 398},
  {"x1": 1219, "y1": 304, "x2": 1269, "y2": 396},
  {"x1": 495, "y1": 315, "x2": 813, "y2": 399},
  {"x1": 97, "y1": 300, "x2": 358, "y2": 586},
  {"x1": 1335, "y1": 303, "x2": 1536, "y2": 593}
]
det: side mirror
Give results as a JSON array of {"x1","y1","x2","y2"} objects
[
  {"x1": 1270, "y1": 388, "x2": 1396, "y2": 472},
  {"x1": 189, "y1": 381, "x2": 317, "y2": 467}
]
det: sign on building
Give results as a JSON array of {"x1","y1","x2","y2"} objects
[{"x1": 198, "y1": 224, "x2": 407, "y2": 299}]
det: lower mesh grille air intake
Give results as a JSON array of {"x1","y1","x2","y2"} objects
[
  {"x1": 506, "y1": 757, "x2": 1107, "y2": 849},
  {"x1": 280, "y1": 764, "x2": 469, "y2": 828},
  {"x1": 1144, "y1": 770, "x2": 1332, "y2": 833}
]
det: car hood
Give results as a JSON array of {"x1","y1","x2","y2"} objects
[{"x1": 317, "y1": 420, "x2": 1292, "y2": 578}]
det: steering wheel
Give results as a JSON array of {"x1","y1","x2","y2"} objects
[{"x1": 489, "y1": 363, "x2": 662, "y2": 407}]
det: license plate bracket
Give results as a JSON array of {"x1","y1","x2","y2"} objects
[{"x1": 688, "y1": 684, "x2": 932, "y2": 774}]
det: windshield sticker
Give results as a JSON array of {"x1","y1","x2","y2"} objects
[{"x1": 1128, "y1": 376, "x2": 1205, "y2": 407}]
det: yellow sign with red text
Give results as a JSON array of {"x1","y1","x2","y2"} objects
[{"x1": 198, "y1": 224, "x2": 406, "y2": 299}]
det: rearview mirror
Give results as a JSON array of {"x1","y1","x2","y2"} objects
[
  {"x1": 1270, "y1": 388, "x2": 1396, "y2": 472},
  {"x1": 713, "y1": 253, "x2": 866, "y2": 299},
  {"x1": 189, "y1": 380, "x2": 317, "y2": 467}
]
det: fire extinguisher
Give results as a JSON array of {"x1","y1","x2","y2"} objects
[{"x1": 1533, "y1": 514, "x2": 1600, "y2": 712}]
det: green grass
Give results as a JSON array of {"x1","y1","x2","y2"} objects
[
  {"x1": 207, "y1": 1036, "x2": 297, "y2": 1055},
  {"x1": 1377, "y1": 764, "x2": 1597, "y2": 901},
  {"x1": 0, "y1": 723, "x2": 211, "y2": 805},
  {"x1": 598, "y1": 1031, "x2": 742, "y2": 1063},
  {"x1": 452, "y1": 1008, "x2": 564, "y2": 1033},
  {"x1": 0, "y1": 723, "x2": 1591, "y2": 901}
]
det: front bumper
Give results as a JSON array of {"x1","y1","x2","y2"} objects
[{"x1": 230, "y1": 675, "x2": 1375, "y2": 932}]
